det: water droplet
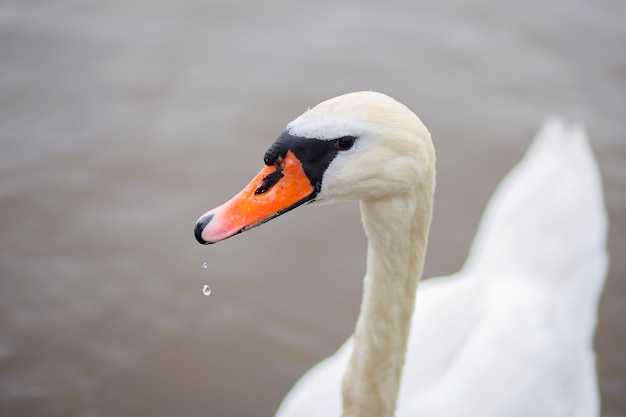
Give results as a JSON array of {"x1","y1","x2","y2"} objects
[
  {"x1": 203, "y1": 260, "x2": 208, "y2": 269},
  {"x1": 202, "y1": 284, "x2": 212, "y2": 296}
]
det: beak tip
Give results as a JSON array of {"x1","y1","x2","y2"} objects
[{"x1": 194, "y1": 213, "x2": 215, "y2": 245}]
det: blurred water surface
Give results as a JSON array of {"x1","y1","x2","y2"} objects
[{"x1": 1, "y1": 1, "x2": 625, "y2": 416}]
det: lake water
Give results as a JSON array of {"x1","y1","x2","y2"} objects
[{"x1": 1, "y1": 1, "x2": 625, "y2": 416}]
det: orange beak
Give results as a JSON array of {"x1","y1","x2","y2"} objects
[{"x1": 195, "y1": 151, "x2": 316, "y2": 244}]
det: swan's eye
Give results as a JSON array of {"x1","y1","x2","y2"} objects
[{"x1": 334, "y1": 136, "x2": 356, "y2": 151}]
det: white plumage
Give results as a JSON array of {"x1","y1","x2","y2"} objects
[{"x1": 275, "y1": 118, "x2": 608, "y2": 417}]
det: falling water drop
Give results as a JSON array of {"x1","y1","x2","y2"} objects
[
  {"x1": 203, "y1": 260, "x2": 208, "y2": 269},
  {"x1": 202, "y1": 284, "x2": 212, "y2": 296}
]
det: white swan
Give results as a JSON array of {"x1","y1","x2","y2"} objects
[{"x1": 194, "y1": 92, "x2": 609, "y2": 417}]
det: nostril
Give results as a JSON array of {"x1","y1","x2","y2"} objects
[{"x1": 194, "y1": 213, "x2": 215, "y2": 245}]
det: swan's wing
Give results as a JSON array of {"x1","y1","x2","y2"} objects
[
  {"x1": 402, "y1": 276, "x2": 604, "y2": 417},
  {"x1": 464, "y1": 119, "x2": 608, "y2": 305},
  {"x1": 402, "y1": 120, "x2": 609, "y2": 417}
]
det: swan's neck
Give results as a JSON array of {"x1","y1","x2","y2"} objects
[{"x1": 342, "y1": 188, "x2": 434, "y2": 417}]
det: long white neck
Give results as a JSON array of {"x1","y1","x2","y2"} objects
[{"x1": 341, "y1": 182, "x2": 434, "y2": 417}]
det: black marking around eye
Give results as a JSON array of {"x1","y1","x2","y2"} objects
[
  {"x1": 335, "y1": 135, "x2": 356, "y2": 150},
  {"x1": 262, "y1": 131, "x2": 347, "y2": 191}
]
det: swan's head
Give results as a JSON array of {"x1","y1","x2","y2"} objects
[{"x1": 195, "y1": 91, "x2": 434, "y2": 244}]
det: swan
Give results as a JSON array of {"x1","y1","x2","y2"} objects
[{"x1": 194, "y1": 92, "x2": 608, "y2": 417}]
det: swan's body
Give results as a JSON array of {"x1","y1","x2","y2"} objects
[{"x1": 194, "y1": 92, "x2": 608, "y2": 417}]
